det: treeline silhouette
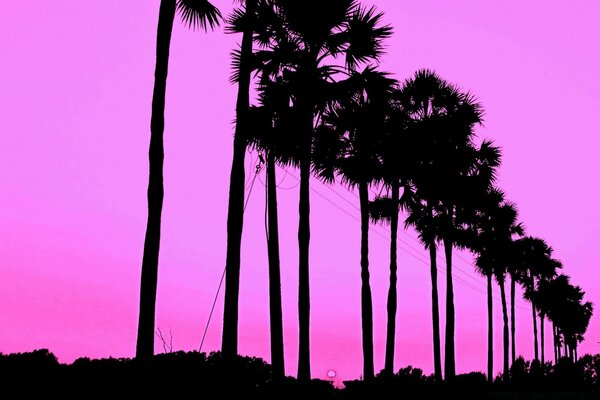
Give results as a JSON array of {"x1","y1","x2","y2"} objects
[
  {"x1": 2, "y1": 350, "x2": 600, "y2": 399},
  {"x1": 130, "y1": 0, "x2": 595, "y2": 385}
]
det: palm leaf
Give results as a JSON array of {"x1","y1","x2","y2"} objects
[{"x1": 177, "y1": 0, "x2": 222, "y2": 31}]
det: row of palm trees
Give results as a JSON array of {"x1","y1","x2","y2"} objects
[{"x1": 135, "y1": 0, "x2": 593, "y2": 384}]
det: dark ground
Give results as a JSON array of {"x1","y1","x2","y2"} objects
[{"x1": 1, "y1": 350, "x2": 599, "y2": 399}]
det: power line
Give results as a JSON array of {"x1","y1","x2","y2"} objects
[
  {"x1": 284, "y1": 169, "x2": 530, "y2": 311},
  {"x1": 199, "y1": 155, "x2": 265, "y2": 353}
]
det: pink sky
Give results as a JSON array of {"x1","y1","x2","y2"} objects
[{"x1": 1, "y1": 0, "x2": 599, "y2": 382}]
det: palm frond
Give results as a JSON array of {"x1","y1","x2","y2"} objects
[{"x1": 177, "y1": 0, "x2": 222, "y2": 31}]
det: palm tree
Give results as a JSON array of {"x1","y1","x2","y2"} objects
[
  {"x1": 137, "y1": 0, "x2": 221, "y2": 360},
  {"x1": 221, "y1": 0, "x2": 258, "y2": 360},
  {"x1": 403, "y1": 192, "x2": 442, "y2": 381},
  {"x1": 540, "y1": 275, "x2": 593, "y2": 362},
  {"x1": 318, "y1": 68, "x2": 395, "y2": 380},
  {"x1": 399, "y1": 69, "x2": 483, "y2": 379},
  {"x1": 514, "y1": 236, "x2": 560, "y2": 362},
  {"x1": 254, "y1": 0, "x2": 391, "y2": 380},
  {"x1": 245, "y1": 75, "x2": 301, "y2": 379},
  {"x1": 368, "y1": 191, "x2": 401, "y2": 376}
]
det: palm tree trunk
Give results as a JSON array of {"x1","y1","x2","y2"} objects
[
  {"x1": 429, "y1": 243, "x2": 443, "y2": 382},
  {"x1": 443, "y1": 238, "x2": 456, "y2": 380},
  {"x1": 297, "y1": 124, "x2": 312, "y2": 381},
  {"x1": 359, "y1": 182, "x2": 374, "y2": 380},
  {"x1": 530, "y1": 274, "x2": 539, "y2": 362},
  {"x1": 510, "y1": 274, "x2": 516, "y2": 365},
  {"x1": 540, "y1": 314, "x2": 545, "y2": 365},
  {"x1": 384, "y1": 181, "x2": 400, "y2": 375},
  {"x1": 552, "y1": 323, "x2": 557, "y2": 364},
  {"x1": 136, "y1": 0, "x2": 176, "y2": 360},
  {"x1": 499, "y1": 278, "x2": 510, "y2": 381},
  {"x1": 222, "y1": 0, "x2": 257, "y2": 359},
  {"x1": 487, "y1": 273, "x2": 493, "y2": 383},
  {"x1": 266, "y1": 153, "x2": 284, "y2": 379}
]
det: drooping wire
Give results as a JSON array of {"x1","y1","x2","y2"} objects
[{"x1": 199, "y1": 153, "x2": 265, "y2": 353}]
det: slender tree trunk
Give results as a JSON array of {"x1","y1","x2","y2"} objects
[
  {"x1": 444, "y1": 238, "x2": 456, "y2": 380},
  {"x1": 540, "y1": 314, "x2": 545, "y2": 365},
  {"x1": 510, "y1": 274, "x2": 516, "y2": 365},
  {"x1": 297, "y1": 115, "x2": 312, "y2": 381},
  {"x1": 557, "y1": 330, "x2": 563, "y2": 360},
  {"x1": 553, "y1": 323, "x2": 558, "y2": 364},
  {"x1": 429, "y1": 244, "x2": 443, "y2": 382},
  {"x1": 266, "y1": 153, "x2": 284, "y2": 379},
  {"x1": 487, "y1": 273, "x2": 493, "y2": 383},
  {"x1": 359, "y1": 182, "x2": 374, "y2": 380},
  {"x1": 499, "y1": 278, "x2": 510, "y2": 381},
  {"x1": 384, "y1": 181, "x2": 400, "y2": 375},
  {"x1": 574, "y1": 344, "x2": 578, "y2": 362},
  {"x1": 136, "y1": 0, "x2": 176, "y2": 360},
  {"x1": 222, "y1": 0, "x2": 257, "y2": 359},
  {"x1": 530, "y1": 275, "x2": 539, "y2": 362}
]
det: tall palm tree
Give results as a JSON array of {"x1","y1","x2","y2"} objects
[
  {"x1": 245, "y1": 75, "x2": 301, "y2": 379},
  {"x1": 221, "y1": 0, "x2": 258, "y2": 360},
  {"x1": 399, "y1": 69, "x2": 483, "y2": 379},
  {"x1": 137, "y1": 0, "x2": 221, "y2": 360},
  {"x1": 318, "y1": 68, "x2": 395, "y2": 380},
  {"x1": 255, "y1": 0, "x2": 391, "y2": 380}
]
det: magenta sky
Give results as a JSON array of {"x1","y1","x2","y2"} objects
[{"x1": 1, "y1": 0, "x2": 599, "y2": 382}]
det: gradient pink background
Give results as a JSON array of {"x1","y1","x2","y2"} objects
[{"x1": 1, "y1": 0, "x2": 599, "y2": 382}]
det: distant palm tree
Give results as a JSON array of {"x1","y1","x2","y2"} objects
[
  {"x1": 137, "y1": 0, "x2": 220, "y2": 360},
  {"x1": 318, "y1": 68, "x2": 395, "y2": 380},
  {"x1": 221, "y1": 0, "x2": 258, "y2": 360},
  {"x1": 540, "y1": 274, "x2": 593, "y2": 362},
  {"x1": 255, "y1": 0, "x2": 391, "y2": 380},
  {"x1": 514, "y1": 236, "x2": 559, "y2": 362}
]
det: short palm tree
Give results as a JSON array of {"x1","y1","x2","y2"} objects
[
  {"x1": 513, "y1": 236, "x2": 560, "y2": 362},
  {"x1": 137, "y1": 0, "x2": 221, "y2": 360}
]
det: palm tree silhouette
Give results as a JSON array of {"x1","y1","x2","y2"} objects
[
  {"x1": 539, "y1": 274, "x2": 593, "y2": 362},
  {"x1": 514, "y1": 236, "x2": 559, "y2": 363},
  {"x1": 398, "y1": 69, "x2": 483, "y2": 379},
  {"x1": 221, "y1": 0, "x2": 258, "y2": 360},
  {"x1": 253, "y1": 0, "x2": 391, "y2": 380},
  {"x1": 319, "y1": 68, "x2": 396, "y2": 380},
  {"x1": 137, "y1": 0, "x2": 221, "y2": 360},
  {"x1": 245, "y1": 75, "x2": 302, "y2": 379}
]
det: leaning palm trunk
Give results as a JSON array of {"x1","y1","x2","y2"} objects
[
  {"x1": 359, "y1": 181, "x2": 375, "y2": 380},
  {"x1": 222, "y1": 0, "x2": 257, "y2": 359},
  {"x1": 510, "y1": 274, "x2": 516, "y2": 365},
  {"x1": 499, "y1": 278, "x2": 510, "y2": 381},
  {"x1": 444, "y1": 238, "x2": 456, "y2": 380},
  {"x1": 136, "y1": 0, "x2": 176, "y2": 359},
  {"x1": 487, "y1": 273, "x2": 494, "y2": 383},
  {"x1": 266, "y1": 153, "x2": 284, "y2": 379},
  {"x1": 384, "y1": 181, "x2": 400, "y2": 375},
  {"x1": 429, "y1": 242, "x2": 443, "y2": 381}
]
